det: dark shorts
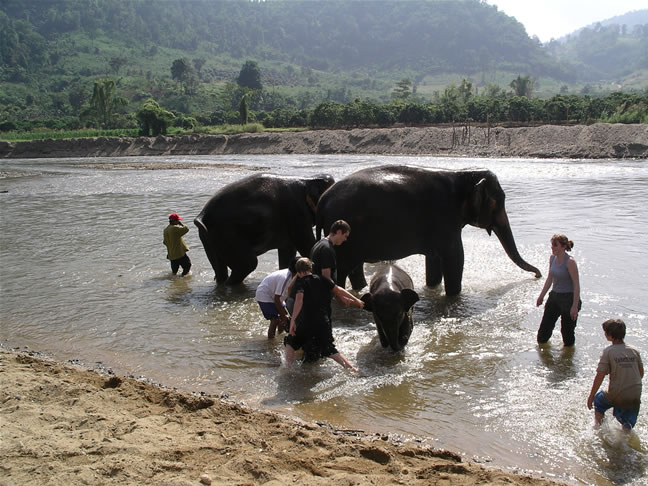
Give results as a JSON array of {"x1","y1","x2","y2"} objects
[
  {"x1": 258, "y1": 301, "x2": 283, "y2": 320},
  {"x1": 284, "y1": 325, "x2": 338, "y2": 362},
  {"x1": 594, "y1": 391, "x2": 640, "y2": 429}
]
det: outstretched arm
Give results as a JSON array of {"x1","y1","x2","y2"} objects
[{"x1": 333, "y1": 286, "x2": 364, "y2": 309}]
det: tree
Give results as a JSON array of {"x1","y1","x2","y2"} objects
[
  {"x1": 237, "y1": 60, "x2": 262, "y2": 90},
  {"x1": 171, "y1": 58, "x2": 193, "y2": 82},
  {"x1": 109, "y1": 56, "x2": 128, "y2": 75},
  {"x1": 391, "y1": 78, "x2": 412, "y2": 101},
  {"x1": 83, "y1": 78, "x2": 127, "y2": 128},
  {"x1": 192, "y1": 58, "x2": 206, "y2": 75},
  {"x1": 510, "y1": 75, "x2": 535, "y2": 98},
  {"x1": 310, "y1": 101, "x2": 342, "y2": 128},
  {"x1": 136, "y1": 98, "x2": 175, "y2": 136},
  {"x1": 239, "y1": 94, "x2": 249, "y2": 124},
  {"x1": 171, "y1": 58, "x2": 197, "y2": 94}
]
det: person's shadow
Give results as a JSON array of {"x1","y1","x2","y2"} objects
[{"x1": 537, "y1": 343, "x2": 577, "y2": 383}]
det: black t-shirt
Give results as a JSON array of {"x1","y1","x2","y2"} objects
[
  {"x1": 294, "y1": 274, "x2": 335, "y2": 329},
  {"x1": 310, "y1": 238, "x2": 337, "y2": 283}
]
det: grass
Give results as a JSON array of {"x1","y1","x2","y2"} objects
[
  {"x1": 0, "y1": 128, "x2": 139, "y2": 142},
  {"x1": 0, "y1": 124, "x2": 273, "y2": 142}
]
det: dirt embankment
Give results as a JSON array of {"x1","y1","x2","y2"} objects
[
  {"x1": 1, "y1": 123, "x2": 646, "y2": 159},
  {"x1": 0, "y1": 350, "x2": 565, "y2": 486}
]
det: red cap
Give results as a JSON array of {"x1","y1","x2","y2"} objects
[{"x1": 169, "y1": 213, "x2": 183, "y2": 221}]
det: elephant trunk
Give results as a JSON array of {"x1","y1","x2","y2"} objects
[
  {"x1": 493, "y1": 209, "x2": 542, "y2": 278},
  {"x1": 380, "y1": 321, "x2": 403, "y2": 352}
]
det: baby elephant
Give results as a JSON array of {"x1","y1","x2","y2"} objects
[{"x1": 360, "y1": 263, "x2": 419, "y2": 351}]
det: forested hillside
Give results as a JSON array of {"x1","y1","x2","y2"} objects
[
  {"x1": 1, "y1": 0, "x2": 646, "y2": 133},
  {"x1": 2, "y1": 0, "x2": 565, "y2": 77},
  {"x1": 546, "y1": 10, "x2": 648, "y2": 83}
]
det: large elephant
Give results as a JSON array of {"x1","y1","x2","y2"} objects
[
  {"x1": 361, "y1": 263, "x2": 419, "y2": 351},
  {"x1": 316, "y1": 165, "x2": 541, "y2": 296},
  {"x1": 195, "y1": 173, "x2": 334, "y2": 284}
]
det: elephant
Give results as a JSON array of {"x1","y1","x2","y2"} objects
[
  {"x1": 360, "y1": 263, "x2": 419, "y2": 351},
  {"x1": 315, "y1": 165, "x2": 541, "y2": 296},
  {"x1": 194, "y1": 173, "x2": 334, "y2": 284}
]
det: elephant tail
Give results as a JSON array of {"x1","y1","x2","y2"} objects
[
  {"x1": 194, "y1": 216, "x2": 207, "y2": 233},
  {"x1": 194, "y1": 216, "x2": 228, "y2": 283}
]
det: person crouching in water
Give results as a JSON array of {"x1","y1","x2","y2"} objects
[
  {"x1": 284, "y1": 257, "x2": 363, "y2": 372},
  {"x1": 587, "y1": 318, "x2": 643, "y2": 432},
  {"x1": 256, "y1": 258, "x2": 297, "y2": 339}
]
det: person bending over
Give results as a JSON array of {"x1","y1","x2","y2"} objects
[{"x1": 284, "y1": 257, "x2": 363, "y2": 372}]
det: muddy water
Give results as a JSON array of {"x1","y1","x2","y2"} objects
[{"x1": 1, "y1": 155, "x2": 646, "y2": 485}]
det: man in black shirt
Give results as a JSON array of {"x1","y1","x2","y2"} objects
[{"x1": 309, "y1": 219, "x2": 350, "y2": 284}]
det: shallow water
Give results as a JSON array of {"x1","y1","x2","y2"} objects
[{"x1": 1, "y1": 154, "x2": 647, "y2": 485}]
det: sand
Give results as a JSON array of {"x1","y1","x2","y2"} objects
[
  {"x1": 0, "y1": 349, "x2": 566, "y2": 486},
  {"x1": 1, "y1": 123, "x2": 647, "y2": 160}
]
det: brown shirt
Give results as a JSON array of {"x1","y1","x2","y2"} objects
[{"x1": 597, "y1": 343, "x2": 643, "y2": 409}]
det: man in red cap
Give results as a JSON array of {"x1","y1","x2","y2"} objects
[{"x1": 163, "y1": 213, "x2": 191, "y2": 276}]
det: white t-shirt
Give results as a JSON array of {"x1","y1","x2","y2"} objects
[{"x1": 255, "y1": 268, "x2": 292, "y2": 303}]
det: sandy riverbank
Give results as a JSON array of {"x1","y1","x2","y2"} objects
[
  {"x1": 1, "y1": 123, "x2": 647, "y2": 160},
  {"x1": 0, "y1": 349, "x2": 566, "y2": 486}
]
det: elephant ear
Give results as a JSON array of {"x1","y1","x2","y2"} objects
[
  {"x1": 306, "y1": 175, "x2": 334, "y2": 205},
  {"x1": 360, "y1": 293, "x2": 373, "y2": 312},
  {"x1": 400, "y1": 289, "x2": 419, "y2": 311},
  {"x1": 472, "y1": 178, "x2": 497, "y2": 232}
]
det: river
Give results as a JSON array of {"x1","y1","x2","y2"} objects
[{"x1": 1, "y1": 154, "x2": 646, "y2": 485}]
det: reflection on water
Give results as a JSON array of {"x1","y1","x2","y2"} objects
[
  {"x1": 1, "y1": 155, "x2": 647, "y2": 485},
  {"x1": 536, "y1": 344, "x2": 578, "y2": 384}
]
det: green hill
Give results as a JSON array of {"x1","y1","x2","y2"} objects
[{"x1": 1, "y1": 0, "x2": 646, "y2": 131}]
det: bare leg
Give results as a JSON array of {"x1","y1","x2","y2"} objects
[
  {"x1": 267, "y1": 317, "x2": 280, "y2": 339},
  {"x1": 284, "y1": 344, "x2": 296, "y2": 366},
  {"x1": 329, "y1": 352, "x2": 359, "y2": 372},
  {"x1": 594, "y1": 411, "x2": 604, "y2": 428}
]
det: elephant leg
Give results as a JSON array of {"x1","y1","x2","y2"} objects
[
  {"x1": 226, "y1": 254, "x2": 258, "y2": 285},
  {"x1": 425, "y1": 254, "x2": 443, "y2": 287},
  {"x1": 198, "y1": 226, "x2": 228, "y2": 283},
  {"x1": 399, "y1": 317, "x2": 413, "y2": 348},
  {"x1": 278, "y1": 247, "x2": 296, "y2": 270},
  {"x1": 441, "y1": 238, "x2": 464, "y2": 297},
  {"x1": 219, "y1": 237, "x2": 258, "y2": 285},
  {"x1": 348, "y1": 264, "x2": 367, "y2": 290}
]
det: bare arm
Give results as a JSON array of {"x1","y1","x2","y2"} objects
[
  {"x1": 273, "y1": 294, "x2": 288, "y2": 318},
  {"x1": 567, "y1": 258, "x2": 580, "y2": 320},
  {"x1": 587, "y1": 371, "x2": 606, "y2": 409},
  {"x1": 640, "y1": 362, "x2": 644, "y2": 379},
  {"x1": 332, "y1": 285, "x2": 364, "y2": 309},
  {"x1": 321, "y1": 267, "x2": 333, "y2": 283},
  {"x1": 289, "y1": 292, "x2": 303, "y2": 336},
  {"x1": 329, "y1": 352, "x2": 359, "y2": 372}
]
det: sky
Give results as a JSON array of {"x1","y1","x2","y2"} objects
[{"x1": 487, "y1": 0, "x2": 647, "y2": 42}]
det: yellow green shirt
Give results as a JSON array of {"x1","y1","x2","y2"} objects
[{"x1": 163, "y1": 223, "x2": 189, "y2": 260}]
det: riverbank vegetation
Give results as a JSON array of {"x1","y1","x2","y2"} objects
[{"x1": 1, "y1": 0, "x2": 647, "y2": 140}]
